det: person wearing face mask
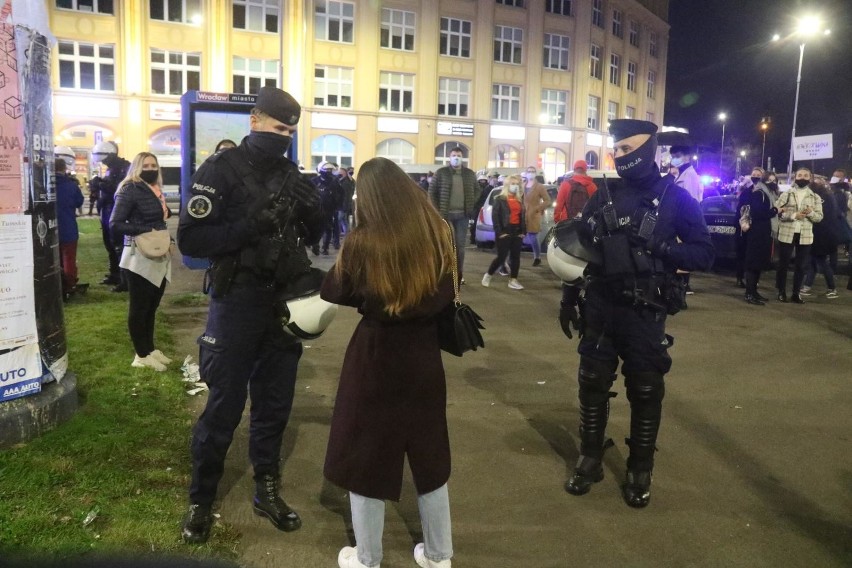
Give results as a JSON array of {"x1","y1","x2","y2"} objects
[
  {"x1": 562, "y1": 119, "x2": 714, "y2": 508},
  {"x1": 312, "y1": 161, "x2": 345, "y2": 255},
  {"x1": 522, "y1": 167, "x2": 551, "y2": 267},
  {"x1": 429, "y1": 148, "x2": 477, "y2": 283},
  {"x1": 801, "y1": 176, "x2": 847, "y2": 299},
  {"x1": 481, "y1": 175, "x2": 526, "y2": 289},
  {"x1": 471, "y1": 173, "x2": 492, "y2": 244},
  {"x1": 109, "y1": 152, "x2": 172, "y2": 370},
  {"x1": 90, "y1": 141, "x2": 131, "y2": 291},
  {"x1": 669, "y1": 145, "x2": 703, "y2": 295},
  {"x1": 738, "y1": 168, "x2": 777, "y2": 305},
  {"x1": 177, "y1": 87, "x2": 325, "y2": 544},
  {"x1": 774, "y1": 168, "x2": 824, "y2": 303}
]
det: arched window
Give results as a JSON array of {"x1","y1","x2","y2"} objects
[
  {"x1": 494, "y1": 144, "x2": 519, "y2": 168},
  {"x1": 434, "y1": 141, "x2": 469, "y2": 166},
  {"x1": 584, "y1": 150, "x2": 599, "y2": 170},
  {"x1": 376, "y1": 138, "x2": 416, "y2": 164},
  {"x1": 311, "y1": 134, "x2": 354, "y2": 170},
  {"x1": 539, "y1": 147, "x2": 567, "y2": 184}
]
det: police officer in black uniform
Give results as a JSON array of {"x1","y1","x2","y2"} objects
[
  {"x1": 89, "y1": 142, "x2": 130, "y2": 290},
  {"x1": 561, "y1": 119, "x2": 714, "y2": 508},
  {"x1": 177, "y1": 87, "x2": 325, "y2": 543}
]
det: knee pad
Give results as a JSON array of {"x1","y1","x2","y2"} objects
[
  {"x1": 625, "y1": 372, "x2": 665, "y2": 404},
  {"x1": 578, "y1": 357, "x2": 618, "y2": 401}
]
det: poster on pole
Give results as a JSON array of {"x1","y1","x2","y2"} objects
[
  {"x1": 0, "y1": 2, "x2": 25, "y2": 214},
  {"x1": 0, "y1": 214, "x2": 37, "y2": 350},
  {"x1": 793, "y1": 134, "x2": 833, "y2": 161},
  {"x1": 0, "y1": 342, "x2": 42, "y2": 402}
]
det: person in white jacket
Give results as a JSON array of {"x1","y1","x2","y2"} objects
[{"x1": 670, "y1": 144, "x2": 703, "y2": 294}]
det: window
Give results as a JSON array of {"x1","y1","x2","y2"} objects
[
  {"x1": 607, "y1": 101, "x2": 618, "y2": 125},
  {"x1": 438, "y1": 78, "x2": 470, "y2": 117},
  {"x1": 589, "y1": 44, "x2": 602, "y2": 79},
  {"x1": 233, "y1": 0, "x2": 278, "y2": 33},
  {"x1": 612, "y1": 9, "x2": 622, "y2": 38},
  {"x1": 494, "y1": 26, "x2": 523, "y2": 64},
  {"x1": 315, "y1": 0, "x2": 354, "y2": 43},
  {"x1": 435, "y1": 142, "x2": 469, "y2": 166},
  {"x1": 440, "y1": 17, "x2": 472, "y2": 58},
  {"x1": 625, "y1": 105, "x2": 635, "y2": 119},
  {"x1": 311, "y1": 134, "x2": 354, "y2": 169},
  {"x1": 376, "y1": 138, "x2": 415, "y2": 164},
  {"x1": 150, "y1": 0, "x2": 201, "y2": 23},
  {"x1": 379, "y1": 72, "x2": 414, "y2": 113},
  {"x1": 58, "y1": 40, "x2": 115, "y2": 91},
  {"x1": 381, "y1": 8, "x2": 415, "y2": 51},
  {"x1": 587, "y1": 95, "x2": 600, "y2": 130},
  {"x1": 629, "y1": 20, "x2": 640, "y2": 47},
  {"x1": 649, "y1": 31, "x2": 658, "y2": 57},
  {"x1": 646, "y1": 111, "x2": 654, "y2": 122},
  {"x1": 543, "y1": 33, "x2": 570, "y2": 70},
  {"x1": 591, "y1": 0, "x2": 603, "y2": 28},
  {"x1": 647, "y1": 69, "x2": 656, "y2": 99},
  {"x1": 627, "y1": 60, "x2": 637, "y2": 91},
  {"x1": 540, "y1": 147, "x2": 566, "y2": 184},
  {"x1": 232, "y1": 57, "x2": 278, "y2": 94},
  {"x1": 494, "y1": 144, "x2": 520, "y2": 168},
  {"x1": 491, "y1": 84, "x2": 521, "y2": 121},
  {"x1": 55, "y1": 0, "x2": 113, "y2": 14},
  {"x1": 609, "y1": 53, "x2": 621, "y2": 86},
  {"x1": 150, "y1": 49, "x2": 200, "y2": 95},
  {"x1": 496, "y1": 0, "x2": 524, "y2": 6},
  {"x1": 546, "y1": 0, "x2": 571, "y2": 16},
  {"x1": 313, "y1": 65, "x2": 353, "y2": 108},
  {"x1": 541, "y1": 89, "x2": 568, "y2": 126},
  {"x1": 584, "y1": 150, "x2": 598, "y2": 169}
]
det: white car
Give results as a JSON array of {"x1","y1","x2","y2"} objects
[{"x1": 474, "y1": 185, "x2": 558, "y2": 249}]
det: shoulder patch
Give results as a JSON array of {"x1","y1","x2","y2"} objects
[{"x1": 187, "y1": 195, "x2": 213, "y2": 219}]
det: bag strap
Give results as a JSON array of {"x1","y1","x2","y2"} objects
[{"x1": 443, "y1": 219, "x2": 461, "y2": 305}]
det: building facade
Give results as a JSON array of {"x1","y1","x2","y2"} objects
[{"x1": 49, "y1": 0, "x2": 669, "y2": 183}]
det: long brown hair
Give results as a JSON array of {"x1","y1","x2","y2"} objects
[{"x1": 335, "y1": 157, "x2": 453, "y2": 316}]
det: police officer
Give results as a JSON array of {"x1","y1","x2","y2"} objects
[
  {"x1": 89, "y1": 141, "x2": 130, "y2": 290},
  {"x1": 177, "y1": 87, "x2": 325, "y2": 543},
  {"x1": 311, "y1": 160, "x2": 344, "y2": 255},
  {"x1": 561, "y1": 119, "x2": 714, "y2": 508}
]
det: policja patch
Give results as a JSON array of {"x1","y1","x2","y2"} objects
[{"x1": 187, "y1": 195, "x2": 212, "y2": 219}]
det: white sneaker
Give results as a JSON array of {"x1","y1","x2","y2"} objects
[
  {"x1": 481, "y1": 273, "x2": 492, "y2": 287},
  {"x1": 508, "y1": 278, "x2": 524, "y2": 290},
  {"x1": 131, "y1": 354, "x2": 166, "y2": 372},
  {"x1": 338, "y1": 546, "x2": 373, "y2": 568},
  {"x1": 799, "y1": 286, "x2": 812, "y2": 296},
  {"x1": 149, "y1": 349, "x2": 172, "y2": 365},
  {"x1": 825, "y1": 289, "x2": 838, "y2": 299},
  {"x1": 414, "y1": 543, "x2": 451, "y2": 568}
]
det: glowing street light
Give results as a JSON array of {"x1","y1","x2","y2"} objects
[
  {"x1": 718, "y1": 112, "x2": 727, "y2": 175},
  {"x1": 773, "y1": 16, "x2": 831, "y2": 181},
  {"x1": 760, "y1": 121, "x2": 769, "y2": 169}
]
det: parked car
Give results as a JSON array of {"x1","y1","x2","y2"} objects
[
  {"x1": 475, "y1": 185, "x2": 558, "y2": 250},
  {"x1": 701, "y1": 194, "x2": 739, "y2": 262}
]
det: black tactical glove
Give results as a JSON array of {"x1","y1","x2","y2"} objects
[
  {"x1": 289, "y1": 173, "x2": 322, "y2": 211},
  {"x1": 645, "y1": 235, "x2": 671, "y2": 259},
  {"x1": 247, "y1": 193, "x2": 277, "y2": 236},
  {"x1": 559, "y1": 301, "x2": 582, "y2": 340}
]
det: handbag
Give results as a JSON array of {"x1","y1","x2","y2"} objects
[
  {"x1": 437, "y1": 221, "x2": 485, "y2": 357},
  {"x1": 134, "y1": 229, "x2": 171, "y2": 259},
  {"x1": 739, "y1": 204, "x2": 751, "y2": 232}
]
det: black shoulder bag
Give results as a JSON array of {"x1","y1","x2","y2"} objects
[{"x1": 437, "y1": 221, "x2": 485, "y2": 356}]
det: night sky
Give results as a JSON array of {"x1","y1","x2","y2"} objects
[{"x1": 664, "y1": 0, "x2": 852, "y2": 177}]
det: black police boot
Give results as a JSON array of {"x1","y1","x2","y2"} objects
[
  {"x1": 622, "y1": 468, "x2": 653, "y2": 508},
  {"x1": 181, "y1": 503, "x2": 213, "y2": 544},
  {"x1": 622, "y1": 373, "x2": 664, "y2": 509},
  {"x1": 253, "y1": 474, "x2": 302, "y2": 532},
  {"x1": 565, "y1": 455, "x2": 604, "y2": 495},
  {"x1": 565, "y1": 371, "x2": 615, "y2": 496}
]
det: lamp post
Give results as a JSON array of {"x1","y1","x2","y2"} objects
[
  {"x1": 718, "y1": 112, "x2": 727, "y2": 176},
  {"x1": 774, "y1": 18, "x2": 831, "y2": 181},
  {"x1": 760, "y1": 121, "x2": 769, "y2": 169},
  {"x1": 737, "y1": 150, "x2": 746, "y2": 177}
]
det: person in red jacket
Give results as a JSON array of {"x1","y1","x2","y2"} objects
[{"x1": 554, "y1": 160, "x2": 598, "y2": 222}]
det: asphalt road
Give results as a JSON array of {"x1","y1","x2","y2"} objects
[{"x1": 165, "y1": 237, "x2": 852, "y2": 568}]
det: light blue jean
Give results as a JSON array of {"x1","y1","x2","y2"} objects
[
  {"x1": 526, "y1": 232, "x2": 541, "y2": 259},
  {"x1": 445, "y1": 211, "x2": 468, "y2": 278},
  {"x1": 350, "y1": 484, "x2": 453, "y2": 567}
]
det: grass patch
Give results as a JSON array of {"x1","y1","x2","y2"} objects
[
  {"x1": 167, "y1": 293, "x2": 210, "y2": 308},
  {"x1": 0, "y1": 219, "x2": 238, "y2": 562}
]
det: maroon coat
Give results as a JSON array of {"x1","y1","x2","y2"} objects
[{"x1": 321, "y1": 269, "x2": 455, "y2": 501}]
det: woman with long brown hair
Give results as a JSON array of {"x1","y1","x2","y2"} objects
[{"x1": 321, "y1": 157, "x2": 455, "y2": 568}]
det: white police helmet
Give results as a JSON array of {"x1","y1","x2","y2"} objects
[
  {"x1": 274, "y1": 268, "x2": 338, "y2": 339},
  {"x1": 91, "y1": 140, "x2": 118, "y2": 160},
  {"x1": 55, "y1": 146, "x2": 76, "y2": 168},
  {"x1": 547, "y1": 234, "x2": 587, "y2": 284}
]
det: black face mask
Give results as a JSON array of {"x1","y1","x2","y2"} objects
[
  {"x1": 766, "y1": 182, "x2": 778, "y2": 191},
  {"x1": 614, "y1": 137, "x2": 658, "y2": 182},
  {"x1": 794, "y1": 179, "x2": 810, "y2": 188},
  {"x1": 750, "y1": 176, "x2": 762, "y2": 185},
  {"x1": 248, "y1": 131, "x2": 293, "y2": 159},
  {"x1": 140, "y1": 170, "x2": 159, "y2": 184}
]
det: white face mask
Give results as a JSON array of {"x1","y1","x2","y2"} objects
[
  {"x1": 670, "y1": 157, "x2": 685, "y2": 168},
  {"x1": 449, "y1": 156, "x2": 461, "y2": 167},
  {"x1": 830, "y1": 176, "x2": 842, "y2": 184},
  {"x1": 508, "y1": 184, "x2": 519, "y2": 194}
]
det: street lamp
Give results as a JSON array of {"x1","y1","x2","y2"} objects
[
  {"x1": 718, "y1": 112, "x2": 727, "y2": 176},
  {"x1": 773, "y1": 17, "x2": 831, "y2": 181},
  {"x1": 760, "y1": 121, "x2": 769, "y2": 169},
  {"x1": 737, "y1": 150, "x2": 746, "y2": 177}
]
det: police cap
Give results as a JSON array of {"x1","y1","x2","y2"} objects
[
  {"x1": 255, "y1": 86, "x2": 301, "y2": 126},
  {"x1": 609, "y1": 119, "x2": 658, "y2": 142}
]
